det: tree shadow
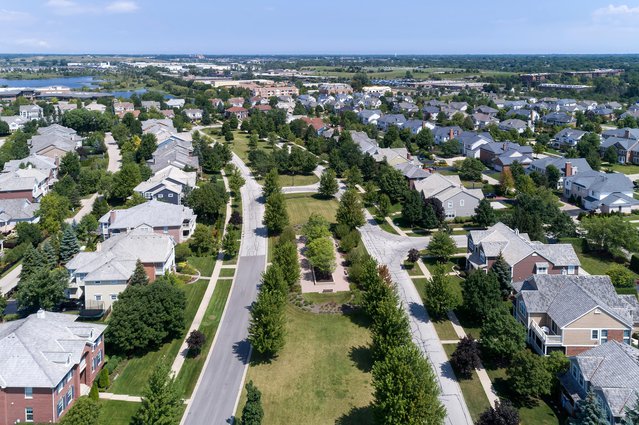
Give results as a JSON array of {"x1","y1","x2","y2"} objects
[
  {"x1": 349, "y1": 345, "x2": 373, "y2": 373},
  {"x1": 232, "y1": 339, "x2": 252, "y2": 364},
  {"x1": 343, "y1": 307, "x2": 371, "y2": 328},
  {"x1": 408, "y1": 301, "x2": 430, "y2": 323},
  {"x1": 334, "y1": 405, "x2": 374, "y2": 425}
]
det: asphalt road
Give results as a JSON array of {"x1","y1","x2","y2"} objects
[{"x1": 182, "y1": 153, "x2": 266, "y2": 425}]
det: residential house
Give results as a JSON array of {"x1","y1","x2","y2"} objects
[
  {"x1": 55, "y1": 101, "x2": 77, "y2": 114},
  {"x1": 225, "y1": 106, "x2": 248, "y2": 120},
  {"x1": 113, "y1": 101, "x2": 134, "y2": 116},
  {"x1": 527, "y1": 157, "x2": 591, "y2": 189},
  {"x1": 0, "y1": 168, "x2": 50, "y2": 202},
  {"x1": 560, "y1": 341, "x2": 639, "y2": 423},
  {"x1": 134, "y1": 165, "x2": 196, "y2": 205},
  {"x1": 0, "y1": 116, "x2": 27, "y2": 132},
  {"x1": 300, "y1": 117, "x2": 327, "y2": 134},
  {"x1": 2, "y1": 154, "x2": 58, "y2": 181},
  {"x1": 166, "y1": 98, "x2": 185, "y2": 108},
  {"x1": 29, "y1": 124, "x2": 82, "y2": 159},
  {"x1": 141, "y1": 100, "x2": 161, "y2": 110},
  {"x1": 148, "y1": 135, "x2": 199, "y2": 173},
  {"x1": 513, "y1": 275, "x2": 637, "y2": 356},
  {"x1": 19, "y1": 105, "x2": 43, "y2": 120},
  {"x1": 414, "y1": 173, "x2": 484, "y2": 219},
  {"x1": 542, "y1": 112, "x2": 576, "y2": 126},
  {"x1": 475, "y1": 105, "x2": 498, "y2": 116},
  {"x1": 432, "y1": 126, "x2": 463, "y2": 145},
  {"x1": 499, "y1": 118, "x2": 528, "y2": 134},
  {"x1": 479, "y1": 142, "x2": 533, "y2": 171},
  {"x1": 66, "y1": 229, "x2": 176, "y2": 309},
  {"x1": 184, "y1": 108, "x2": 203, "y2": 121},
  {"x1": 358, "y1": 109, "x2": 382, "y2": 125},
  {"x1": 0, "y1": 311, "x2": 106, "y2": 423},
  {"x1": 600, "y1": 137, "x2": 639, "y2": 164},
  {"x1": 467, "y1": 222, "x2": 580, "y2": 281},
  {"x1": 554, "y1": 128, "x2": 588, "y2": 148},
  {"x1": 395, "y1": 102, "x2": 419, "y2": 113},
  {"x1": 84, "y1": 102, "x2": 106, "y2": 113},
  {"x1": 564, "y1": 170, "x2": 638, "y2": 213},
  {"x1": 471, "y1": 113, "x2": 498, "y2": 129},
  {"x1": 99, "y1": 199, "x2": 196, "y2": 243},
  {"x1": 377, "y1": 114, "x2": 407, "y2": 131},
  {"x1": 460, "y1": 132, "x2": 493, "y2": 158},
  {"x1": 404, "y1": 119, "x2": 433, "y2": 135},
  {"x1": 506, "y1": 108, "x2": 539, "y2": 123},
  {"x1": 318, "y1": 83, "x2": 353, "y2": 94},
  {"x1": 601, "y1": 128, "x2": 639, "y2": 141},
  {"x1": 251, "y1": 85, "x2": 299, "y2": 98},
  {"x1": 0, "y1": 199, "x2": 39, "y2": 233}
]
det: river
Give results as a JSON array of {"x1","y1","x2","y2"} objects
[{"x1": 0, "y1": 76, "x2": 100, "y2": 89}]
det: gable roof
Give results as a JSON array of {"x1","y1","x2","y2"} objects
[{"x1": 99, "y1": 199, "x2": 196, "y2": 230}]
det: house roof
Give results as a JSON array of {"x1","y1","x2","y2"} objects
[
  {"x1": 499, "y1": 119, "x2": 527, "y2": 130},
  {"x1": 2, "y1": 154, "x2": 57, "y2": 174},
  {"x1": 565, "y1": 170, "x2": 633, "y2": 193},
  {"x1": 529, "y1": 157, "x2": 592, "y2": 174},
  {"x1": 99, "y1": 199, "x2": 196, "y2": 230},
  {"x1": 0, "y1": 198, "x2": 39, "y2": 223},
  {"x1": 0, "y1": 312, "x2": 106, "y2": 388},
  {"x1": 414, "y1": 173, "x2": 484, "y2": 203}
]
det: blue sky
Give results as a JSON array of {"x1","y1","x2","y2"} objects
[{"x1": 1, "y1": 1, "x2": 639, "y2": 54}]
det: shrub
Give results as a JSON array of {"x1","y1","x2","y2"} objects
[
  {"x1": 88, "y1": 382, "x2": 99, "y2": 401},
  {"x1": 98, "y1": 368, "x2": 110, "y2": 389},
  {"x1": 606, "y1": 264, "x2": 635, "y2": 288},
  {"x1": 106, "y1": 355, "x2": 122, "y2": 375},
  {"x1": 450, "y1": 336, "x2": 481, "y2": 379},
  {"x1": 339, "y1": 230, "x2": 360, "y2": 253},
  {"x1": 174, "y1": 243, "x2": 192, "y2": 263},
  {"x1": 186, "y1": 330, "x2": 206, "y2": 357}
]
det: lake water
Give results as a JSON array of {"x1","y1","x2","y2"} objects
[{"x1": 0, "y1": 76, "x2": 99, "y2": 89}]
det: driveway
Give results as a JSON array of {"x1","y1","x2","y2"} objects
[
  {"x1": 105, "y1": 132, "x2": 122, "y2": 173},
  {"x1": 359, "y1": 211, "x2": 473, "y2": 425},
  {"x1": 182, "y1": 153, "x2": 267, "y2": 425},
  {"x1": 0, "y1": 264, "x2": 22, "y2": 296}
]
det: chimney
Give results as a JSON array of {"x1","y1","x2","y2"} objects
[
  {"x1": 625, "y1": 129, "x2": 631, "y2": 139},
  {"x1": 565, "y1": 161, "x2": 573, "y2": 177},
  {"x1": 36, "y1": 309, "x2": 45, "y2": 319},
  {"x1": 109, "y1": 210, "x2": 116, "y2": 223},
  {"x1": 449, "y1": 128, "x2": 454, "y2": 140}
]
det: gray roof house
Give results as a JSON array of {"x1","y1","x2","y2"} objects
[
  {"x1": 542, "y1": 112, "x2": 576, "y2": 126},
  {"x1": 513, "y1": 274, "x2": 638, "y2": 357},
  {"x1": 134, "y1": 165, "x2": 196, "y2": 205},
  {"x1": 414, "y1": 173, "x2": 484, "y2": 220},
  {"x1": 148, "y1": 135, "x2": 199, "y2": 173},
  {"x1": 358, "y1": 109, "x2": 382, "y2": 125},
  {"x1": 564, "y1": 170, "x2": 637, "y2": 212},
  {"x1": 554, "y1": 128, "x2": 588, "y2": 148},
  {"x1": 498, "y1": 118, "x2": 528, "y2": 133},
  {"x1": 377, "y1": 114, "x2": 407, "y2": 131},
  {"x1": 560, "y1": 341, "x2": 639, "y2": 423},
  {"x1": 2, "y1": 154, "x2": 58, "y2": 180},
  {"x1": 459, "y1": 132, "x2": 494, "y2": 158},
  {"x1": 19, "y1": 104, "x2": 43, "y2": 120},
  {"x1": 527, "y1": 157, "x2": 592, "y2": 189},
  {"x1": 601, "y1": 128, "x2": 639, "y2": 141},
  {"x1": 0, "y1": 198, "x2": 39, "y2": 232},
  {"x1": 432, "y1": 126, "x2": 463, "y2": 144}
]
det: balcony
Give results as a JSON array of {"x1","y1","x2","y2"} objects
[{"x1": 531, "y1": 320, "x2": 562, "y2": 345}]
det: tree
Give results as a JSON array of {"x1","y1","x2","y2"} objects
[
  {"x1": 133, "y1": 361, "x2": 183, "y2": 425},
  {"x1": 372, "y1": 344, "x2": 445, "y2": 425},
  {"x1": 98, "y1": 368, "x2": 110, "y2": 389},
  {"x1": 273, "y1": 241, "x2": 300, "y2": 288},
  {"x1": 344, "y1": 166, "x2": 363, "y2": 188},
  {"x1": 260, "y1": 264, "x2": 288, "y2": 297},
  {"x1": 450, "y1": 336, "x2": 481, "y2": 379},
  {"x1": 302, "y1": 213, "x2": 331, "y2": 243},
  {"x1": 59, "y1": 226, "x2": 80, "y2": 263},
  {"x1": 248, "y1": 288, "x2": 286, "y2": 358},
  {"x1": 507, "y1": 349, "x2": 552, "y2": 400},
  {"x1": 582, "y1": 215, "x2": 639, "y2": 257},
  {"x1": 546, "y1": 164, "x2": 561, "y2": 189},
  {"x1": 190, "y1": 224, "x2": 217, "y2": 255},
  {"x1": 458, "y1": 158, "x2": 485, "y2": 181},
  {"x1": 88, "y1": 383, "x2": 99, "y2": 401},
  {"x1": 21, "y1": 246, "x2": 44, "y2": 282},
  {"x1": 606, "y1": 264, "x2": 635, "y2": 288},
  {"x1": 401, "y1": 190, "x2": 423, "y2": 227},
  {"x1": 424, "y1": 264, "x2": 457, "y2": 318},
  {"x1": 42, "y1": 241, "x2": 58, "y2": 269},
  {"x1": 473, "y1": 198, "x2": 496, "y2": 228},
  {"x1": 227, "y1": 165, "x2": 246, "y2": 197},
  {"x1": 415, "y1": 128, "x2": 434, "y2": 151},
  {"x1": 427, "y1": 231, "x2": 456, "y2": 262},
  {"x1": 186, "y1": 182, "x2": 229, "y2": 224},
  {"x1": 306, "y1": 237, "x2": 336, "y2": 276},
  {"x1": 264, "y1": 192, "x2": 289, "y2": 234},
  {"x1": 604, "y1": 145, "x2": 618, "y2": 164},
  {"x1": 480, "y1": 307, "x2": 526, "y2": 362},
  {"x1": 461, "y1": 270, "x2": 502, "y2": 324},
  {"x1": 60, "y1": 152, "x2": 81, "y2": 181},
  {"x1": 17, "y1": 268, "x2": 68, "y2": 312},
  {"x1": 571, "y1": 390, "x2": 609, "y2": 425},
  {"x1": 424, "y1": 197, "x2": 445, "y2": 224},
  {"x1": 16, "y1": 222, "x2": 43, "y2": 247},
  {"x1": 241, "y1": 381, "x2": 264, "y2": 425},
  {"x1": 377, "y1": 166, "x2": 408, "y2": 203},
  {"x1": 229, "y1": 210, "x2": 243, "y2": 227},
  {"x1": 475, "y1": 400, "x2": 520, "y2": 425},
  {"x1": 622, "y1": 396, "x2": 639, "y2": 425},
  {"x1": 318, "y1": 169, "x2": 339, "y2": 198},
  {"x1": 370, "y1": 290, "x2": 412, "y2": 360},
  {"x1": 129, "y1": 259, "x2": 149, "y2": 286},
  {"x1": 262, "y1": 169, "x2": 281, "y2": 201},
  {"x1": 59, "y1": 397, "x2": 101, "y2": 425},
  {"x1": 407, "y1": 248, "x2": 420, "y2": 263},
  {"x1": 441, "y1": 139, "x2": 461, "y2": 157},
  {"x1": 110, "y1": 162, "x2": 142, "y2": 200},
  {"x1": 38, "y1": 192, "x2": 72, "y2": 234},
  {"x1": 222, "y1": 229, "x2": 240, "y2": 259},
  {"x1": 0, "y1": 120, "x2": 10, "y2": 136},
  {"x1": 499, "y1": 168, "x2": 515, "y2": 194},
  {"x1": 336, "y1": 188, "x2": 365, "y2": 230},
  {"x1": 136, "y1": 133, "x2": 157, "y2": 162},
  {"x1": 186, "y1": 330, "x2": 206, "y2": 357},
  {"x1": 92, "y1": 197, "x2": 110, "y2": 218},
  {"x1": 490, "y1": 253, "x2": 512, "y2": 297},
  {"x1": 377, "y1": 193, "x2": 391, "y2": 217}
]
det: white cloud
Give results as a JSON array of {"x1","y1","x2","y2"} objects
[
  {"x1": 105, "y1": 1, "x2": 139, "y2": 13},
  {"x1": 0, "y1": 9, "x2": 31, "y2": 22},
  {"x1": 593, "y1": 4, "x2": 639, "y2": 18},
  {"x1": 46, "y1": 0, "x2": 76, "y2": 8}
]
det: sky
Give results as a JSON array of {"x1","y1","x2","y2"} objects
[{"x1": 1, "y1": 1, "x2": 639, "y2": 55}]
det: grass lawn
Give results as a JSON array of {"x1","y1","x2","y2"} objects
[
  {"x1": 302, "y1": 291, "x2": 354, "y2": 305},
  {"x1": 433, "y1": 319, "x2": 460, "y2": 341},
  {"x1": 98, "y1": 400, "x2": 139, "y2": 425},
  {"x1": 187, "y1": 256, "x2": 216, "y2": 277},
  {"x1": 278, "y1": 173, "x2": 319, "y2": 187},
  {"x1": 219, "y1": 267, "x2": 236, "y2": 278},
  {"x1": 560, "y1": 238, "x2": 639, "y2": 279},
  {"x1": 606, "y1": 163, "x2": 639, "y2": 174},
  {"x1": 236, "y1": 305, "x2": 374, "y2": 425},
  {"x1": 403, "y1": 261, "x2": 423, "y2": 276},
  {"x1": 423, "y1": 257, "x2": 466, "y2": 275},
  {"x1": 109, "y1": 280, "x2": 208, "y2": 396},
  {"x1": 284, "y1": 193, "x2": 339, "y2": 227},
  {"x1": 442, "y1": 345, "x2": 490, "y2": 422},
  {"x1": 174, "y1": 279, "x2": 233, "y2": 398},
  {"x1": 228, "y1": 131, "x2": 255, "y2": 162}
]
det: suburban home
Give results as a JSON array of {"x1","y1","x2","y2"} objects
[
  {"x1": 467, "y1": 222, "x2": 580, "y2": 282},
  {"x1": 506, "y1": 108, "x2": 539, "y2": 123},
  {"x1": 554, "y1": 128, "x2": 588, "y2": 148},
  {"x1": 527, "y1": 157, "x2": 591, "y2": 189},
  {"x1": 600, "y1": 137, "x2": 639, "y2": 164},
  {"x1": 432, "y1": 126, "x2": 463, "y2": 144},
  {"x1": 0, "y1": 116, "x2": 27, "y2": 132},
  {"x1": 471, "y1": 112, "x2": 498, "y2": 129},
  {"x1": 2, "y1": 154, "x2": 58, "y2": 181},
  {"x1": 55, "y1": 101, "x2": 77, "y2": 114},
  {"x1": 66, "y1": 229, "x2": 176, "y2": 309},
  {"x1": 251, "y1": 85, "x2": 299, "y2": 98},
  {"x1": 134, "y1": 165, "x2": 196, "y2": 205},
  {"x1": 460, "y1": 132, "x2": 494, "y2": 158},
  {"x1": 404, "y1": 119, "x2": 433, "y2": 135},
  {"x1": 479, "y1": 142, "x2": 533, "y2": 171},
  {"x1": 377, "y1": 114, "x2": 407, "y2": 131},
  {"x1": 0, "y1": 198, "x2": 39, "y2": 232},
  {"x1": 560, "y1": 341, "x2": 639, "y2": 424},
  {"x1": 19, "y1": 104, "x2": 43, "y2": 120},
  {"x1": 542, "y1": 112, "x2": 576, "y2": 126},
  {"x1": 99, "y1": 199, "x2": 196, "y2": 243},
  {"x1": 29, "y1": 125, "x2": 82, "y2": 159},
  {"x1": 141, "y1": 100, "x2": 161, "y2": 110},
  {"x1": 0, "y1": 311, "x2": 106, "y2": 424},
  {"x1": 395, "y1": 102, "x2": 419, "y2": 113},
  {"x1": 184, "y1": 108, "x2": 203, "y2": 121},
  {"x1": 113, "y1": 101, "x2": 134, "y2": 115},
  {"x1": 414, "y1": 173, "x2": 484, "y2": 219},
  {"x1": 601, "y1": 127, "x2": 639, "y2": 141},
  {"x1": 499, "y1": 118, "x2": 528, "y2": 133},
  {"x1": 475, "y1": 105, "x2": 498, "y2": 116},
  {"x1": 0, "y1": 168, "x2": 50, "y2": 202},
  {"x1": 166, "y1": 98, "x2": 185, "y2": 108},
  {"x1": 358, "y1": 109, "x2": 382, "y2": 125},
  {"x1": 225, "y1": 106, "x2": 248, "y2": 120},
  {"x1": 513, "y1": 275, "x2": 638, "y2": 356},
  {"x1": 84, "y1": 102, "x2": 106, "y2": 113},
  {"x1": 563, "y1": 170, "x2": 638, "y2": 212},
  {"x1": 318, "y1": 83, "x2": 353, "y2": 94},
  {"x1": 148, "y1": 135, "x2": 199, "y2": 173},
  {"x1": 300, "y1": 117, "x2": 327, "y2": 134}
]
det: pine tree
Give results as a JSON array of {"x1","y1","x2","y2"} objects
[
  {"x1": 264, "y1": 192, "x2": 289, "y2": 234},
  {"x1": 318, "y1": 169, "x2": 339, "y2": 198},
  {"x1": 241, "y1": 380, "x2": 264, "y2": 425},
  {"x1": 262, "y1": 169, "x2": 281, "y2": 201},
  {"x1": 473, "y1": 198, "x2": 496, "y2": 227},
  {"x1": 571, "y1": 390, "x2": 609, "y2": 425},
  {"x1": 401, "y1": 190, "x2": 424, "y2": 227},
  {"x1": 133, "y1": 361, "x2": 183, "y2": 425},
  {"x1": 20, "y1": 246, "x2": 44, "y2": 282},
  {"x1": 336, "y1": 189, "x2": 365, "y2": 230},
  {"x1": 427, "y1": 231, "x2": 456, "y2": 262},
  {"x1": 491, "y1": 253, "x2": 512, "y2": 297},
  {"x1": 59, "y1": 226, "x2": 80, "y2": 263},
  {"x1": 88, "y1": 382, "x2": 99, "y2": 401},
  {"x1": 273, "y1": 241, "x2": 300, "y2": 289},
  {"x1": 41, "y1": 240, "x2": 58, "y2": 269},
  {"x1": 129, "y1": 259, "x2": 149, "y2": 286},
  {"x1": 622, "y1": 397, "x2": 639, "y2": 425},
  {"x1": 248, "y1": 289, "x2": 286, "y2": 358}
]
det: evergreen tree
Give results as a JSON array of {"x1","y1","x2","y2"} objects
[
  {"x1": 622, "y1": 396, "x2": 639, "y2": 425},
  {"x1": 247, "y1": 289, "x2": 286, "y2": 358},
  {"x1": 336, "y1": 188, "x2": 365, "y2": 230},
  {"x1": 427, "y1": 231, "x2": 456, "y2": 262},
  {"x1": 264, "y1": 192, "x2": 289, "y2": 234},
  {"x1": 273, "y1": 241, "x2": 300, "y2": 288},
  {"x1": 424, "y1": 264, "x2": 457, "y2": 318},
  {"x1": 42, "y1": 240, "x2": 58, "y2": 269},
  {"x1": 129, "y1": 259, "x2": 149, "y2": 286},
  {"x1": 88, "y1": 383, "x2": 99, "y2": 401},
  {"x1": 421, "y1": 203, "x2": 439, "y2": 229},
  {"x1": 473, "y1": 198, "x2": 496, "y2": 228},
  {"x1": 401, "y1": 190, "x2": 423, "y2": 227},
  {"x1": 133, "y1": 361, "x2": 183, "y2": 425},
  {"x1": 490, "y1": 253, "x2": 512, "y2": 297},
  {"x1": 59, "y1": 226, "x2": 80, "y2": 264},
  {"x1": 318, "y1": 169, "x2": 339, "y2": 198},
  {"x1": 377, "y1": 193, "x2": 391, "y2": 217},
  {"x1": 20, "y1": 246, "x2": 44, "y2": 282},
  {"x1": 241, "y1": 381, "x2": 264, "y2": 425},
  {"x1": 571, "y1": 390, "x2": 609, "y2": 425},
  {"x1": 262, "y1": 169, "x2": 281, "y2": 201}
]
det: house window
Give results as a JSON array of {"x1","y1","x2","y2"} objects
[
  {"x1": 168, "y1": 193, "x2": 174, "y2": 197},
  {"x1": 158, "y1": 194, "x2": 163, "y2": 198},
  {"x1": 624, "y1": 329, "x2": 631, "y2": 344},
  {"x1": 579, "y1": 374, "x2": 584, "y2": 388},
  {"x1": 567, "y1": 266, "x2": 576, "y2": 275},
  {"x1": 26, "y1": 407, "x2": 34, "y2": 422},
  {"x1": 110, "y1": 294, "x2": 118, "y2": 301},
  {"x1": 163, "y1": 226, "x2": 168, "y2": 234},
  {"x1": 459, "y1": 199, "x2": 465, "y2": 207},
  {"x1": 536, "y1": 264, "x2": 548, "y2": 275},
  {"x1": 25, "y1": 387, "x2": 32, "y2": 399},
  {"x1": 447, "y1": 201, "x2": 453, "y2": 208},
  {"x1": 591, "y1": 330, "x2": 599, "y2": 340},
  {"x1": 144, "y1": 192, "x2": 152, "y2": 199},
  {"x1": 57, "y1": 400, "x2": 64, "y2": 417},
  {"x1": 601, "y1": 329, "x2": 608, "y2": 343},
  {"x1": 95, "y1": 294, "x2": 102, "y2": 301}
]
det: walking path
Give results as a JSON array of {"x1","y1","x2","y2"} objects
[
  {"x1": 0, "y1": 264, "x2": 22, "y2": 296},
  {"x1": 170, "y1": 172, "x2": 233, "y2": 375},
  {"x1": 384, "y1": 216, "x2": 408, "y2": 236},
  {"x1": 100, "y1": 392, "x2": 142, "y2": 402}
]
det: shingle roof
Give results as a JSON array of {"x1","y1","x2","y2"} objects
[
  {"x1": 565, "y1": 170, "x2": 633, "y2": 193},
  {"x1": 99, "y1": 199, "x2": 196, "y2": 230}
]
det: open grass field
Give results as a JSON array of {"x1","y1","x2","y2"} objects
[
  {"x1": 236, "y1": 305, "x2": 374, "y2": 425},
  {"x1": 174, "y1": 279, "x2": 233, "y2": 397},
  {"x1": 219, "y1": 267, "x2": 236, "y2": 278},
  {"x1": 109, "y1": 280, "x2": 208, "y2": 396},
  {"x1": 300, "y1": 66, "x2": 515, "y2": 81},
  {"x1": 284, "y1": 193, "x2": 340, "y2": 227},
  {"x1": 442, "y1": 344, "x2": 490, "y2": 421}
]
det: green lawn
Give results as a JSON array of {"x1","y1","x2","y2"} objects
[
  {"x1": 560, "y1": 238, "x2": 639, "y2": 279},
  {"x1": 174, "y1": 279, "x2": 233, "y2": 398},
  {"x1": 109, "y1": 280, "x2": 209, "y2": 396},
  {"x1": 302, "y1": 291, "x2": 354, "y2": 305},
  {"x1": 219, "y1": 267, "x2": 236, "y2": 278},
  {"x1": 236, "y1": 305, "x2": 374, "y2": 425},
  {"x1": 433, "y1": 319, "x2": 460, "y2": 341},
  {"x1": 404, "y1": 262, "x2": 423, "y2": 276},
  {"x1": 98, "y1": 400, "x2": 139, "y2": 425},
  {"x1": 278, "y1": 173, "x2": 319, "y2": 187},
  {"x1": 187, "y1": 256, "x2": 216, "y2": 277},
  {"x1": 442, "y1": 345, "x2": 490, "y2": 422},
  {"x1": 606, "y1": 163, "x2": 639, "y2": 174},
  {"x1": 284, "y1": 193, "x2": 340, "y2": 227}
]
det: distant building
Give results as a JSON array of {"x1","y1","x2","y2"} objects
[
  {"x1": 251, "y1": 85, "x2": 299, "y2": 98},
  {"x1": 318, "y1": 83, "x2": 353, "y2": 94},
  {"x1": 527, "y1": 157, "x2": 591, "y2": 189}
]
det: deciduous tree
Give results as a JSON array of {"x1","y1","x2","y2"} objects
[
  {"x1": 336, "y1": 189, "x2": 365, "y2": 230},
  {"x1": 318, "y1": 169, "x2": 339, "y2": 198},
  {"x1": 133, "y1": 361, "x2": 183, "y2": 425}
]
